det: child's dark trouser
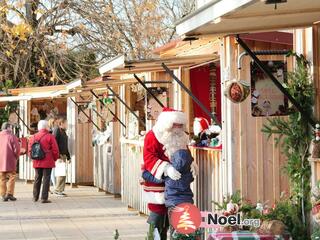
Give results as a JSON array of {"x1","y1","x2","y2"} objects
[{"x1": 147, "y1": 211, "x2": 169, "y2": 240}]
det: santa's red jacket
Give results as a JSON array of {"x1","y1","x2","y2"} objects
[{"x1": 143, "y1": 130, "x2": 170, "y2": 215}]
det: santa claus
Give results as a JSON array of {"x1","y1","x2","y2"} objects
[{"x1": 142, "y1": 107, "x2": 198, "y2": 239}]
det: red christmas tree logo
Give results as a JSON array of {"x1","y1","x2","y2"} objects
[{"x1": 170, "y1": 203, "x2": 201, "y2": 234}]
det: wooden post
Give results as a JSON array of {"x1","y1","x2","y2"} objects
[{"x1": 313, "y1": 24, "x2": 320, "y2": 120}]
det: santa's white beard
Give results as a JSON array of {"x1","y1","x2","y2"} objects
[{"x1": 157, "y1": 129, "x2": 189, "y2": 158}]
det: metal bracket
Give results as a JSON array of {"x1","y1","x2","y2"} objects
[
  {"x1": 236, "y1": 34, "x2": 316, "y2": 126},
  {"x1": 70, "y1": 97, "x2": 101, "y2": 131},
  {"x1": 143, "y1": 81, "x2": 172, "y2": 84},
  {"x1": 238, "y1": 50, "x2": 290, "y2": 69},
  {"x1": 90, "y1": 90, "x2": 126, "y2": 128},
  {"x1": 161, "y1": 63, "x2": 221, "y2": 126},
  {"x1": 133, "y1": 74, "x2": 165, "y2": 108},
  {"x1": 106, "y1": 85, "x2": 146, "y2": 128},
  {"x1": 14, "y1": 109, "x2": 32, "y2": 132}
]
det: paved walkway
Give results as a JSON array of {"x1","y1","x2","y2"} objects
[{"x1": 0, "y1": 181, "x2": 148, "y2": 240}]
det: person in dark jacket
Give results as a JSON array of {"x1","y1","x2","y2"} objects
[
  {"x1": 28, "y1": 120, "x2": 59, "y2": 203},
  {"x1": 48, "y1": 117, "x2": 58, "y2": 192},
  {"x1": 53, "y1": 116, "x2": 70, "y2": 196}
]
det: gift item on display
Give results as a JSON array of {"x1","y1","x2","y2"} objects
[
  {"x1": 208, "y1": 231, "x2": 291, "y2": 240},
  {"x1": 92, "y1": 127, "x2": 112, "y2": 146}
]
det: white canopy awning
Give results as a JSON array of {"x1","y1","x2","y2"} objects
[
  {"x1": 177, "y1": 0, "x2": 320, "y2": 37},
  {"x1": 0, "y1": 79, "x2": 82, "y2": 102},
  {"x1": 98, "y1": 54, "x2": 219, "y2": 76}
]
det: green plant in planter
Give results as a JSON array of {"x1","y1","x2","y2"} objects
[
  {"x1": 212, "y1": 190, "x2": 242, "y2": 211},
  {"x1": 264, "y1": 198, "x2": 305, "y2": 239},
  {"x1": 240, "y1": 201, "x2": 263, "y2": 220},
  {"x1": 171, "y1": 229, "x2": 203, "y2": 240},
  {"x1": 262, "y1": 53, "x2": 314, "y2": 239},
  {"x1": 312, "y1": 226, "x2": 320, "y2": 240}
]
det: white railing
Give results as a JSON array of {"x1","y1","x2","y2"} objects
[
  {"x1": 121, "y1": 139, "x2": 223, "y2": 214},
  {"x1": 121, "y1": 139, "x2": 149, "y2": 214}
]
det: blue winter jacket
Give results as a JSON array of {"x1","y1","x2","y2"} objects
[{"x1": 142, "y1": 149, "x2": 194, "y2": 208}]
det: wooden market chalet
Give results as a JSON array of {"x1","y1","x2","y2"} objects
[{"x1": 0, "y1": 0, "x2": 320, "y2": 215}]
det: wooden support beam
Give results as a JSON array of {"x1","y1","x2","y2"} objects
[
  {"x1": 70, "y1": 98, "x2": 101, "y2": 131},
  {"x1": 106, "y1": 85, "x2": 146, "y2": 128}
]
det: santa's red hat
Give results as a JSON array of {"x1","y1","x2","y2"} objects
[
  {"x1": 153, "y1": 107, "x2": 187, "y2": 135},
  {"x1": 193, "y1": 117, "x2": 209, "y2": 135}
]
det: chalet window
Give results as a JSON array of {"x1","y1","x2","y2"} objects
[{"x1": 251, "y1": 60, "x2": 289, "y2": 117}]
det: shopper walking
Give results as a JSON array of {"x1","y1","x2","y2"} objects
[
  {"x1": 53, "y1": 116, "x2": 70, "y2": 197},
  {"x1": 28, "y1": 120, "x2": 59, "y2": 203},
  {"x1": 0, "y1": 122, "x2": 20, "y2": 202}
]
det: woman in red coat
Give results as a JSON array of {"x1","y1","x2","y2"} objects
[{"x1": 28, "y1": 120, "x2": 59, "y2": 203}]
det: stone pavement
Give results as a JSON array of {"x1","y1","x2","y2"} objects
[{"x1": 0, "y1": 180, "x2": 148, "y2": 240}]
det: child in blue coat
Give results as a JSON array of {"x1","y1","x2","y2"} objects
[{"x1": 142, "y1": 148, "x2": 194, "y2": 208}]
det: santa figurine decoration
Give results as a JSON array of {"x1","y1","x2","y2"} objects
[
  {"x1": 192, "y1": 117, "x2": 221, "y2": 147},
  {"x1": 192, "y1": 117, "x2": 210, "y2": 146}
]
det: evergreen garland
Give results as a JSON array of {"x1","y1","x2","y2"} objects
[{"x1": 262, "y1": 53, "x2": 315, "y2": 239}]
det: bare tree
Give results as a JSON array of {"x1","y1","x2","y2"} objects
[{"x1": 0, "y1": 0, "x2": 195, "y2": 88}]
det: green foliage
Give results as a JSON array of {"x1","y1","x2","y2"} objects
[
  {"x1": 113, "y1": 229, "x2": 119, "y2": 239},
  {"x1": 0, "y1": 103, "x2": 18, "y2": 127},
  {"x1": 264, "y1": 198, "x2": 307, "y2": 239},
  {"x1": 146, "y1": 224, "x2": 155, "y2": 240},
  {"x1": 312, "y1": 227, "x2": 320, "y2": 240},
  {"x1": 262, "y1": 53, "x2": 314, "y2": 238},
  {"x1": 240, "y1": 201, "x2": 263, "y2": 220},
  {"x1": 213, "y1": 190, "x2": 242, "y2": 210},
  {"x1": 171, "y1": 229, "x2": 203, "y2": 240},
  {"x1": 0, "y1": 80, "x2": 14, "y2": 93},
  {"x1": 55, "y1": 48, "x2": 99, "y2": 84}
]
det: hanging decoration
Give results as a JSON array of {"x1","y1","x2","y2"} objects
[
  {"x1": 128, "y1": 111, "x2": 139, "y2": 139},
  {"x1": 101, "y1": 94, "x2": 116, "y2": 123},
  {"x1": 77, "y1": 103, "x2": 90, "y2": 123},
  {"x1": 131, "y1": 83, "x2": 146, "y2": 102},
  {"x1": 224, "y1": 80, "x2": 250, "y2": 103}
]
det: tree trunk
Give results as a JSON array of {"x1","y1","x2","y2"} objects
[
  {"x1": 25, "y1": 0, "x2": 40, "y2": 85},
  {"x1": 0, "y1": 1, "x2": 7, "y2": 84}
]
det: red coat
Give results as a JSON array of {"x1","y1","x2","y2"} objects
[
  {"x1": 143, "y1": 130, "x2": 170, "y2": 215},
  {"x1": 28, "y1": 129, "x2": 59, "y2": 169}
]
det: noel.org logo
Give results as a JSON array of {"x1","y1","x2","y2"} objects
[
  {"x1": 170, "y1": 203, "x2": 261, "y2": 234},
  {"x1": 170, "y1": 203, "x2": 202, "y2": 234}
]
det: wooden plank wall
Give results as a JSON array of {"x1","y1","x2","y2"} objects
[
  {"x1": 225, "y1": 36, "x2": 291, "y2": 204},
  {"x1": 313, "y1": 24, "x2": 320, "y2": 120},
  {"x1": 75, "y1": 106, "x2": 94, "y2": 185}
]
